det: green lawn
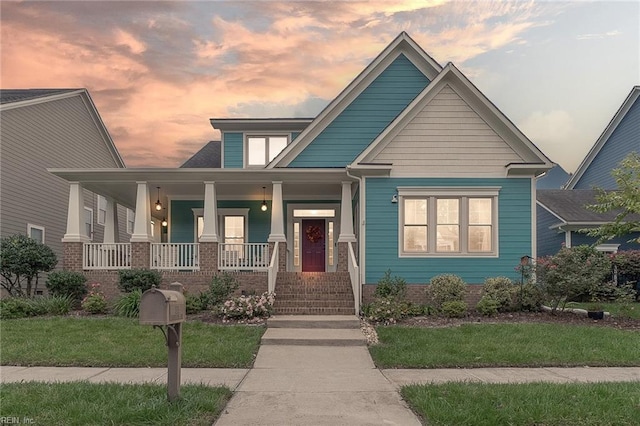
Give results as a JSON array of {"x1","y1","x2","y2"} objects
[
  {"x1": 0, "y1": 381, "x2": 231, "y2": 426},
  {"x1": 402, "y1": 382, "x2": 640, "y2": 426},
  {"x1": 565, "y1": 301, "x2": 640, "y2": 319},
  {"x1": 0, "y1": 317, "x2": 264, "y2": 367},
  {"x1": 370, "y1": 323, "x2": 640, "y2": 368}
]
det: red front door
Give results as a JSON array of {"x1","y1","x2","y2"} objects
[{"x1": 302, "y1": 219, "x2": 325, "y2": 272}]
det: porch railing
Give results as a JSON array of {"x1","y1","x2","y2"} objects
[
  {"x1": 151, "y1": 243, "x2": 199, "y2": 271},
  {"x1": 218, "y1": 243, "x2": 270, "y2": 271},
  {"x1": 268, "y1": 242, "x2": 279, "y2": 294},
  {"x1": 83, "y1": 243, "x2": 131, "y2": 270},
  {"x1": 348, "y1": 242, "x2": 360, "y2": 314}
]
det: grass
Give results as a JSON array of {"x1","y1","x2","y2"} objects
[
  {"x1": 0, "y1": 317, "x2": 264, "y2": 367},
  {"x1": 565, "y1": 301, "x2": 640, "y2": 319},
  {"x1": 0, "y1": 381, "x2": 231, "y2": 426},
  {"x1": 402, "y1": 382, "x2": 640, "y2": 426},
  {"x1": 370, "y1": 323, "x2": 640, "y2": 368}
]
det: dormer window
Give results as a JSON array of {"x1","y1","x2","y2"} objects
[{"x1": 247, "y1": 135, "x2": 288, "y2": 167}]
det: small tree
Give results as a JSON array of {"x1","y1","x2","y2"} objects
[
  {"x1": 0, "y1": 234, "x2": 57, "y2": 297},
  {"x1": 587, "y1": 152, "x2": 640, "y2": 244}
]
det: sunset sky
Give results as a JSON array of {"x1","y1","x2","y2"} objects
[{"x1": 1, "y1": 1, "x2": 638, "y2": 172}]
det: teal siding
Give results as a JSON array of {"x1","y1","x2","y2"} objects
[
  {"x1": 364, "y1": 177, "x2": 532, "y2": 285},
  {"x1": 574, "y1": 96, "x2": 640, "y2": 189},
  {"x1": 170, "y1": 200, "x2": 271, "y2": 243},
  {"x1": 223, "y1": 132, "x2": 243, "y2": 168},
  {"x1": 289, "y1": 54, "x2": 429, "y2": 167}
]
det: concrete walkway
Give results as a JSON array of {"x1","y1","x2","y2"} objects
[{"x1": 2, "y1": 314, "x2": 640, "y2": 425}]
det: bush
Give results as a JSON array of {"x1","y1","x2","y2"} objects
[
  {"x1": 0, "y1": 297, "x2": 35, "y2": 319},
  {"x1": 220, "y1": 292, "x2": 275, "y2": 320},
  {"x1": 46, "y1": 271, "x2": 87, "y2": 304},
  {"x1": 536, "y1": 246, "x2": 612, "y2": 312},
  {"x1": 81, "y1": 283, "x2": 108, "y2": 314},
  {"x1": 204, "y1": 273, "x2": 239, "y2": 308},
  {"x1": 427, "y1": 274, "x2": 467, "y2": 308},
  {"x1": 113, "y1": 289, "x2": 142, "y2": 318},
  {"x1": 1, "y1": 234, "x2": 57, "y2": 297},
  {"x1": 363, "y1": 296, "x2": 410, "y2": 324},
  {"x1": 516, "y1": 283, "x2": 545, "y2": 311},
  {"x1": 374, "y1": 270, "x2": 407, "y2": 299},
  {"x1": 118, "y1": 269, "x2": 161, "y2": 293},
  {"x1": 31, "y1": 295, "x2": 73, "y2": 316},
  {"x1": 185, "y1": 292, "x2": 206, "y2": 314},
  {"x1": 441, "y1": 300, "x2": 468, "y2": 318},
  {"x1": 476, "y1": 296, "x2": 500, "y2": 316},
  {"x1": 481, "y1": 277, "x2": 516, "y2": 312}
]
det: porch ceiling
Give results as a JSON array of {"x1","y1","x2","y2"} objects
[{"x1": 48, "y1": 168, "x2": 356, "y2": 210}]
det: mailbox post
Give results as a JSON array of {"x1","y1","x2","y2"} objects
[{"x1": 140, "y1": 282, "x2": 186, "y2": 402}]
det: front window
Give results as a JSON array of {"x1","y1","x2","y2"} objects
[
  {"x1": 247, "y1": 135, "x2": 288, "y2": 166},
  {"x1": 399, "y1": 187, "x2": 499, "y2": 256},
  {"x1": 126, "y1": 209, "x2": 135, "y2": 234},
  {"x1": 27, "y1": 224, "x2": 45, "y2": 244}
]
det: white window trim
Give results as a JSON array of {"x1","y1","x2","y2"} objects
[
  {"x1": 192, "y1": 208, "x2": 249, "y2": 242},
  {"x1": 84, "y1": 207, "x2": 94, "y2": 241},
  {"x1": 27, "y1": 223, "x2": 45, "y2": 243},
  {"x1": 245, "y1": 133, "x2": 290, "y2": 168},
  {"x1": 97, "y1": 195, "x2": 107, "y2": 226},
  {"x1": 398, "y1": 187, "x2": 500, "y2": 258}
]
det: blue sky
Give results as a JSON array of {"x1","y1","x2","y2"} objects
[{"x1": 1, "y1": 1, "x2": 638, "y2": 171}]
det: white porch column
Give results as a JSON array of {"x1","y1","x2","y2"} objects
[
  {"x1": 268, "y1": 181, "x2": 286, "y2": 242},
  {"x1": 199, "y1": 181, "x2": 219, "y2": 242},
  {"x1": 62, "y1": 182, "x2": 89, "y2": 242},
  {"x1": 338, "y1": 181, "x2": 356, "y2": 242},
  {"x1": 103, "y1": 197, "x2": 119, "y2": 243},
  {"x1": 130, "y1": 181, "x2": 153, "y2": 242}
]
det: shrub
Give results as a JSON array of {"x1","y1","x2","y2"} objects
[
  {"x1": 81, "y1": 283, "x2": 108, "y2": 314},
  {"x1": 374, "y1": 270, "x2": 407, "y2": 299},
  {"x1": 113, "y1": 289, "x2": 142, "y2": 318},
  {"x1": 482, "y1": 277, "x2": 516, "y2": 312},
  {"x1": 0, "y1": 297, "x2": 35, "y2": 319},
  {"x1": 117, "y1": 269, "x2": 161, "y2": 293},
  {"x1": 363, "y1": 296, "x2": 410, "y2": 324},
  {"x1": 204, "y1": 272, "x2": 239, "y2": 308},
  {"x1": 476, "y1": 296, "x2": 500, "y2": 316},
  {"x1": 427, "y1": 274, "x2": 467, "y2": 308},
  {"x1": 185, "y1": 292, "x2": 206, "y2": 314},
  {"x1": 1, "y1": 234, "x2": 57, "y2": 297},
  {"x1": 220, "y1": 292, "x2": 275, "y2": 320},
  {"x1": 536, "y1": 245, "x2": 612, "y2": 312},
  {"x1": 441, "y1": 300, "x2": 468, "y2": 318},
  {"x1": 517, "y1": 283, "x2": 545, "y2": 311},
  {"x1": 46, "y1": 271, "x2": 87, "y2": 304}
]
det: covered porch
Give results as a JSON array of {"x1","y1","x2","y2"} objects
[{"x1": 50, "y1": 168, "x2": 364, "y2": 311}]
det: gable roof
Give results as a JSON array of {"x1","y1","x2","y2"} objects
[
  {"x1": 565, "y1": 86, "x2": 640, "y2": 189},
  {"x1": 268, "y1": 32, "x2": 442, "y2": 168},
  {"x1": 0, "y1": 88, "x2": 80, "y2": 105},
  {"x1": 180, "y1": 141, "x2": 221, "y2": 168},
  {"x1": 537, "y1": 189, "x2": 640, "y2": 227},
  {"x1": 0, "y1": 88, "x2": 125, "y2": 168},
  {"x1": 537, "y1": 164, "x2": 571, "y2": 189},
  {"x1": 352, "y1": 63, "x2": 553, "y2": 176}
]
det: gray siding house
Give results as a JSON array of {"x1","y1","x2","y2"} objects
[{"x1": 0, "y1": 89, "x2": 128, "y2": 279}]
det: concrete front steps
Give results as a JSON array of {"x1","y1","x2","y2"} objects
[
  {"x1": 263, "y1": 315, "x2": 365, "y2": 346},
  {"x1": 273, "y1": 272, "x2": 356, "y2": 315}
]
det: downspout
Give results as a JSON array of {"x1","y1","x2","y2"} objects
[{"x1": 345, "y1": 166, "x2": 363, "y2": 308}]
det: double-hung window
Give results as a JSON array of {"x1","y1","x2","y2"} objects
[
  {"x1": 399, "y1": 187, "x2": 499, "y2": 256},
  {"x1": 246, "y1": 135, "x2": 288, "y2": 167},
  {"x1": 97, "y1": 195, "x2": 107, "y2": 226}
]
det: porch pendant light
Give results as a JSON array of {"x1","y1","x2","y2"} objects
[
  {"x1": 161, "y1": 208, "x2": 168, "y2": 227},
  {"x1": 155, "y1": 187, "x2": 162, "y2": 211},
  {"x1": 261, "y1": 186, "x2": 268, "y2": 212}
]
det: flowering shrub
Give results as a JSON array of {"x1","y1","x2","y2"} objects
[
  {"x1": 362, "y1": 296, "x2": 410, "y2": 324},
  {"x1": 536, "y1": 245, "x2": 612, "y2": 312},
  {"x1": 427, "y1": 274, "x2": 467, "y2": 309},
  {"x1": 220, "y1": 292, "x2": 275, "y2": 320},
  {"x1": 81, "y1": 283, "x2": 108, "y2": 314}
]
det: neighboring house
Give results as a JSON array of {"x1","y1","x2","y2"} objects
[
  {"x1": 50, "y1": 33, "x2": 552, "y2": 311},
  {"x1": 0, "y1": 89, "x2": 129, "y2": 285},
  {"x1": 537, "y1": 86, "x2": 640, "y2": 257},
  {"x1": 536, "y1": 164, "x2": 570, "y2": 189},
  {"x1": 180, "y1": 141, "x2": 222, "y2": 168}
]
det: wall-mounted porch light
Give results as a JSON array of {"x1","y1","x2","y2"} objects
[
  {"x1": 391, "y1": 194, "x2": 398, "y2": 204},
  {"x1": 261, "y1": 186, "x2": 268, "y2": 212},
  {"x1": 155, "y1": 187, "x2": 163, "y2": 211}
]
